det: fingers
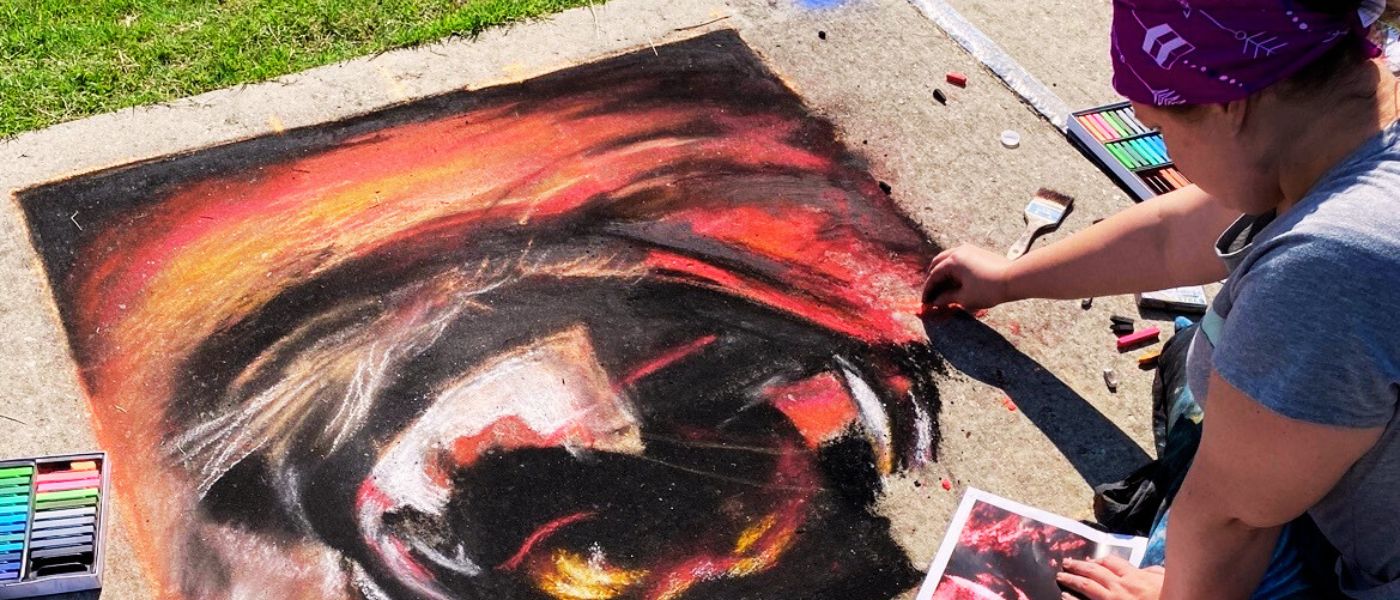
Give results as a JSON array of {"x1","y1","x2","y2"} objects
[
  {"x1": 1058, "y1": 558, "x2": 1122, "y2": 599},
  {"x1": 1063, "y1": 557, "x2": 1118, "y2": 582},
  {"x1": 929, "y1": 247, "x2": 957, "y2": 268},
  {"x1": 1096, "y1": 555, "x2": 1136, "y2": 577},
  {"x1": 1144, "y1": 565, "x2": 1165, "y2": 574},
  {"x1": 922, "y1": 262, "x2": 962, "y2": 308},
  {"x1": 1057, "y1": 570, "x2": 1109, "y2": 600}
]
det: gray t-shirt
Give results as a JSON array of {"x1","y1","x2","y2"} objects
[{"x1": 1186, "y1": 122, "x2": 1400, "y2": 599}]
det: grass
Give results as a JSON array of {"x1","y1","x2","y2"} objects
[{"x1": 0, "y1": 0, "x2": 604, "y2": 136}]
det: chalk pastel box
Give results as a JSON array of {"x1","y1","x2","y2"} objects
[
  {"x1": 0, "y1": 453, "x2": 108, "y2": 599},
  {"x1": 1068, "y1": 102, "x2": 1193, "y2": 202}
]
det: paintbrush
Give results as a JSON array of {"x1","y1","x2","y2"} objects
[{"x1": 1005, "y1": 188, "x2": 1073, "y2": 260}]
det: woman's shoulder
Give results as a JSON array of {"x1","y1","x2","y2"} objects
[{"x1": 1263, "y1": 162, "x2": 1400, "y2": 266}]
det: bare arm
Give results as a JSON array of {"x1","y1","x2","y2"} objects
[
  {"x1": 1162, "y1": 372, "x2": 1383, "y2": 600},
  {"x1": 1005, "y1": 185, "x2": 1236, "y2": 301},
  {"x1": 925, "y1": 185, "x2": 1239, "y2": 309}
]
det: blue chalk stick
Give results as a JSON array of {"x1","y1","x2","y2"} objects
[{"x1": 0, "y1": 542, "x2": 22, "y2": 553}]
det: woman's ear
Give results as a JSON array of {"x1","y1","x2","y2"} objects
[{"x1": 1222, "y1": 97, "x2": 1252, "y2": 136}]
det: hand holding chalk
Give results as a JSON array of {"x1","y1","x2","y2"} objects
[{"x1": 922, "y1": 245, "x2": 1015, "y2": 313}]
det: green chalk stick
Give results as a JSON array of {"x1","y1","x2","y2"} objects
[
  {"x1": 1102, "y1": 112, "x2": 1131, "y2": 137},
  {"x1": 33, "y1": 497, "x2": 98, "y2": 511},
  {"x1": 0, "y1": 484, "x2": 30, "y2": 496},
  {"x1": 1104, "y1": 144, "x2": 1136, "y2": 169},
  {"x1": 0, "y1": 468, "x2": 32, "y2": 479},
  {"x1": 35, "y1": 489, "x2": 97, "y2": 503},
  {"x1": 0, "y1": 496, "x2": 28, "y2": 506}
]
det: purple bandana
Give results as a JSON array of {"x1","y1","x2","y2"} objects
[{"x1": 1111, "y1": 0, "x2": 1385, "y2": 106}]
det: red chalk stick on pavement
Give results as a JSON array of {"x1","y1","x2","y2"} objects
[
  {"x1": 1117, "y1": 326, "x2": 1161, "y2": 351},
  {"x1": 946, "y1": 71, "x2": 968, "y2": 87}
]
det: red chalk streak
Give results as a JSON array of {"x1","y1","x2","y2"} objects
[
  {"x1": 499, "y1": 512, "x2": 596, "y2": 571},
  {"x1": 767, "y1": 372, "x2": 859, "y2": 448},
  {"x1": 620, "y1": 334, "x2": 719, "y2": 387},
  {"x1": 449, "y1": 416, "x2": 555, "y2": 468}
]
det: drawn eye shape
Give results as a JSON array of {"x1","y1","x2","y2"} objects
[
  {"x1": 183, "y1": 247, "x2": 936, "y2": 599},
  {"x1": 25, "y1": 32, "x2": 941, "y2": 600}
]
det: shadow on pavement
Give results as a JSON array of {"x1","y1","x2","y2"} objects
[{"x1": 925, "y1": 312, "x2": 1151, "y2": 487}]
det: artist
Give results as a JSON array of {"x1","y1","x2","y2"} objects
[{"x1": 924, "y1": 1, "x2": 1400, "y2": 599}]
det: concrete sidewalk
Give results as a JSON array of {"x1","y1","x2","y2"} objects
[{"x1": 0, "y1": 1, "x2": 1155, "y2": 597}]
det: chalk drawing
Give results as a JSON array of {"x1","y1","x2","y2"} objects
[{"x1": 18, "y1": 31, "x2": 942, "y2": 599}]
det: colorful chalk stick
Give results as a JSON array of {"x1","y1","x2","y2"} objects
[
  {"x1": 31, "y1": 516, "x2": 94, "y2": 530},
  {"x1": 1117, "y1": 326, "x2": 1162, "y2": 351},
  {"x1": 35, "y1": 489, "x2": 98, "y2": 503},
  {"x1": 29, "y1": 544, "x2": 92, "y2": 559},
  {"x1": 1101, "y1": 112, "x2": 1132, "y2": 137},
  {"x1": 1088, "y1": 114, "x2": 1119, "y2": 140},
  {"x1": 32, "y1": 526, "x2": 93, "y2": 539},
  {"x1": 30, "y1": 535, "x2": 93, "y2": 550},
  {"x1": 0, "y1": 467, "x2": 33, "y2": 479},
  {"x1": 67, "y1": 462, "x2": 97, "y2": 472},
  {"x1": 33, "y1": 497, "x2": 98, "y2": 511},
  {"x1": 1075, "y1": 116, "x2": 1108, "y2": 142},
  {"x1": 1103, "y1": 144, "x2": 1134, "y2": 169},
  {"x1": 0, "y1": 495, "x2": 29, "y2": 506},
  {"x1": 33, "y1": 507, "x2": 95, "y2": 521},
  {"x1": 34, "y1": 470, "x2": 101, "y2": 484},
  {"x1": 36, "y1": 477, "x2": 102, "y2": 493}
]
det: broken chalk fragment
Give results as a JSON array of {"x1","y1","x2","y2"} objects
[
  {"x1": 1138, "y1": 350, "x2": 1162, "y2": 368},
  {"x1": 933, "y1": 89, "x2": 947, "y2": 105},
  {"x1": 1103, "y1": 368, "x2": 1119, "y2": 393},
  {"x1": 947, "y1": 71, "x2": 968, "y2": 87}
]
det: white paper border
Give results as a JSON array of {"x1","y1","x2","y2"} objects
[{"x1": 914, "y1": 487, "x2": 1148, "y2": 600}]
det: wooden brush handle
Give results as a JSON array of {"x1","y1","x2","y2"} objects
[{"x1": 1006, "y1": 224, "x2": 1040, "y2": 260}]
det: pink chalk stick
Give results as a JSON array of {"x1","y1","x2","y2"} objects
[
  {"x1": 1117, "y1": 326, "x2": 1161, "y2": 351},
  {"x1": 36, "y1": 477, "x2": 100, "y2": 493},
  {"x1": 35, "y1": 470, "x2": 100, "y2": 484}
]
